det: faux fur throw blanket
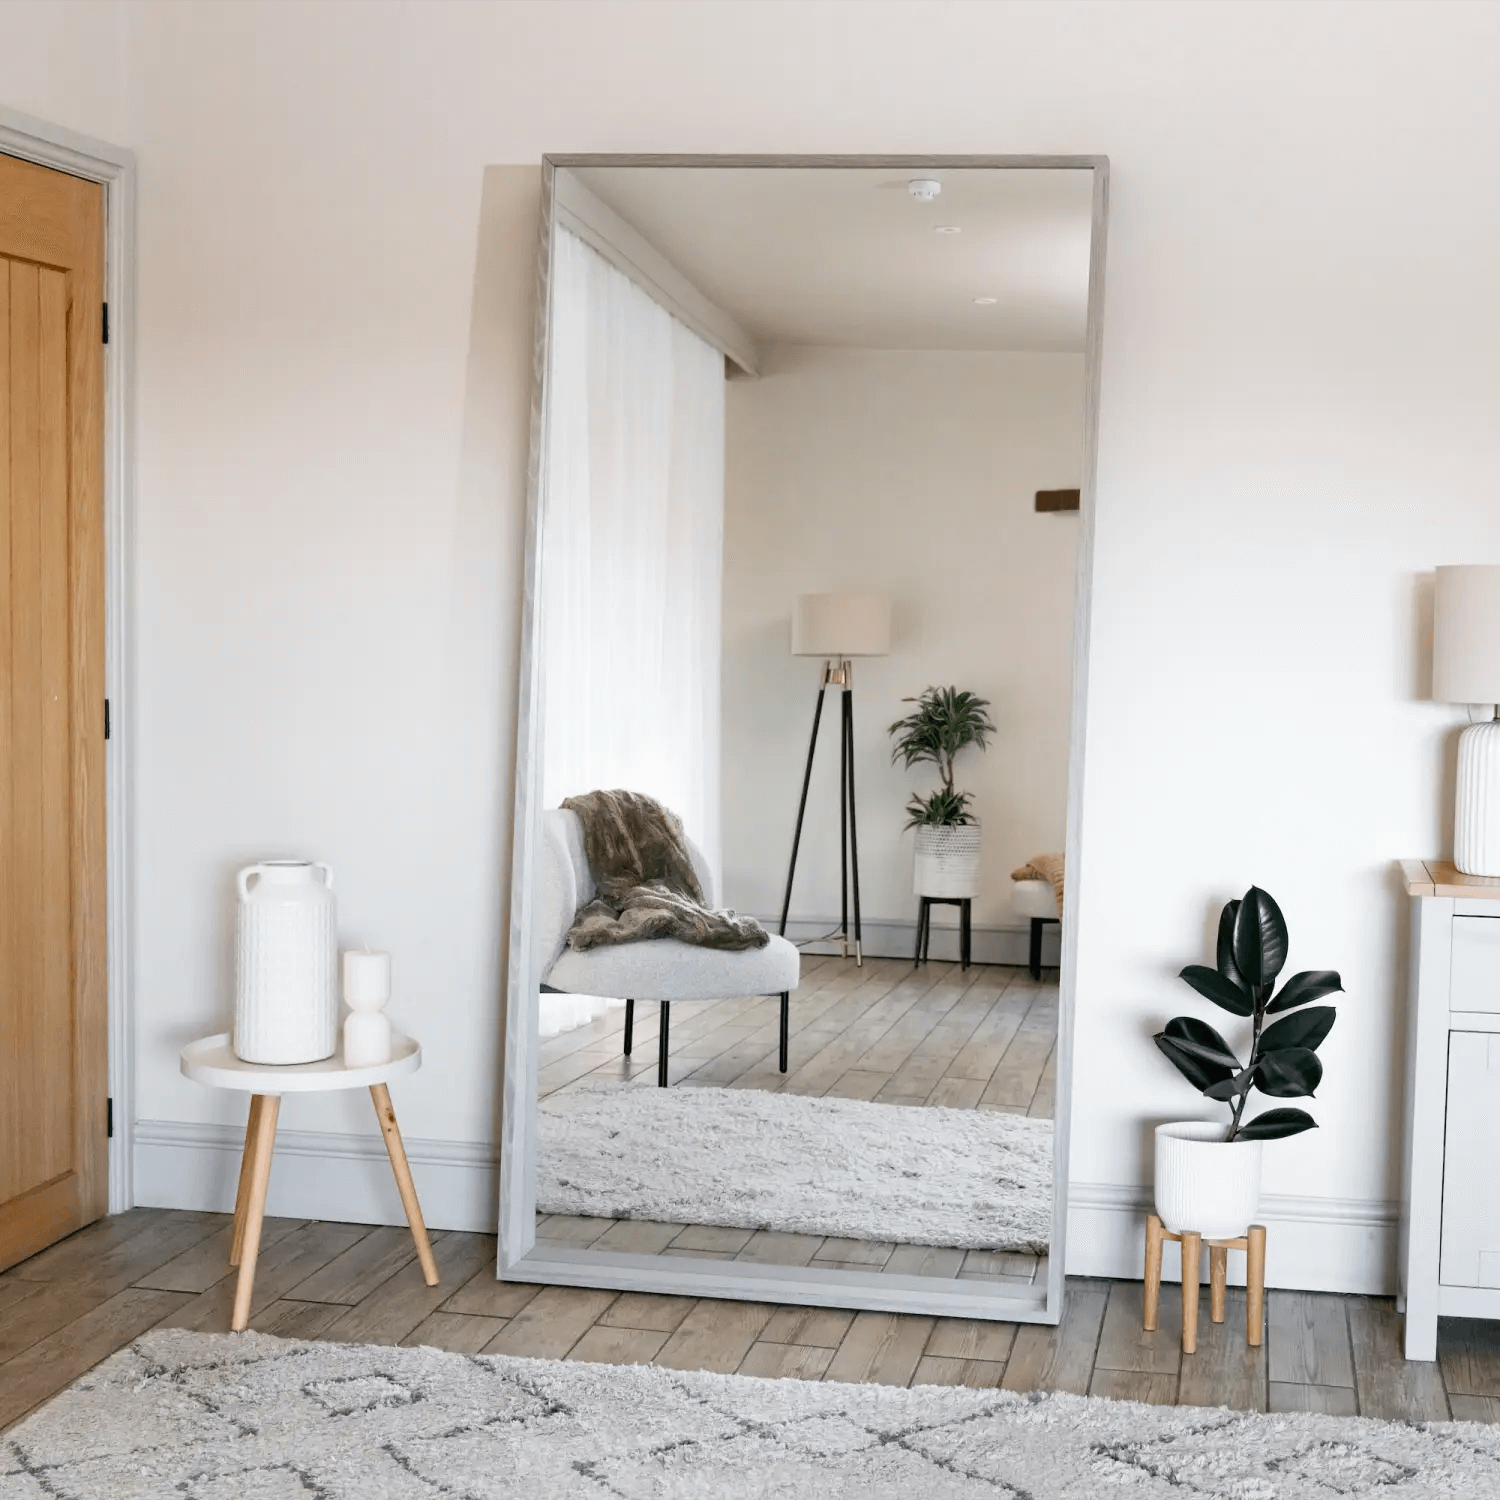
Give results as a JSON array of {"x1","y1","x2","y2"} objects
[
  {"x1": 1011, "y1": 852, "x2": 1065, "y2": 908},
  {"x1": 561, "y1": 790, "x2": 769, "y2": 953}
]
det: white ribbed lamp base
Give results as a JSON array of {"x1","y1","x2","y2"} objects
[{"x1": 1454, "y1": 718, "x2": 1500, "y2": 877}]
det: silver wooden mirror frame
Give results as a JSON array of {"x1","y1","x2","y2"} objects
[{"x1": 498, "y1": 153, "x2": 1109, "y2": 1324}]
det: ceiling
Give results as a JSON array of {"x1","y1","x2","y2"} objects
[{"x1": 569, "y1": 165, "x2": 1095, "y2": 354}]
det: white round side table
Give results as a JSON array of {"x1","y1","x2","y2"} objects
[{"x1": 180, "y1": 1032, "x2": 437, "y2": 1332}]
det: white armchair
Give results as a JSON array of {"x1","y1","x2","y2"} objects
[{"x1": 537, "y1": 808, "x2": 801, "y2": 1086}]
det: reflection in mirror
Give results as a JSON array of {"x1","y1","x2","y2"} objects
[{"x1": 508, "y1": 159, "x2": 1103, "y2": 1320}]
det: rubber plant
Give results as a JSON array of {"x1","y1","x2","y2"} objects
[
  {"x1": 888, "y1": 686, "x2": 995, "y2": 828},
  {"x1": 1154, "y1": 886, "x2": 1342, "y2": 1141}
]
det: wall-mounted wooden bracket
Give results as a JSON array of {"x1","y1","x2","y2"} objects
[{"x1": 1035, "y1": 489, "x2": 1081, "y2": 512}]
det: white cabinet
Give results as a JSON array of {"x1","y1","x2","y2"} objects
[
  {"x1": 1400, "y1": 862, "x2": 1500, "y2": 1360},
  {"x1": 1439, "y1": 1032, "x2": 1500, "y2": 1289}
]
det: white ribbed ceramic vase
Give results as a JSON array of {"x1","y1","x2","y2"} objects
[
  {"x1": 1154, "y1": 1122, "x2": 1264, "y2": 1240},
  {"x1": 913, "y1": 824, "x2": 981, "y2": 898},
  {"x1": 1454, "y1": 719, "x2": 1500, "y2": 877},
  {"x1": 234, "y1": 859, "x2": 338, "y2": 1065}
]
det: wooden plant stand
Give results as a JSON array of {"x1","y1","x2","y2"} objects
[{"x1": 1143, "y1": 1212, "x2": 1266, "y2": 1355}]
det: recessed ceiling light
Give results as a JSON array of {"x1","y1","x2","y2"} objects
[
  {"x1": 973, "y1": 296, "x2": 998, "y2": 306},
  {"x1": 934, "y1": 225, "x2": 962, "y2": 235}
]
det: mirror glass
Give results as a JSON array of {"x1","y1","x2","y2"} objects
[{"x1": 506, "y1": 158, "x2": 1102, "y2": 1320}]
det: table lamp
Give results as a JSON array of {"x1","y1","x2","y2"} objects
[
  {"x1": 1434, "y1": 564, "x2": 1500, "y2": 876},
  {"x1": 779, "y1": 593, "x2": 891, "y2": 963}
]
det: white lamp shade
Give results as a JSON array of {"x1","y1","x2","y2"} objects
[
  {"x1": 791, "y1": 594, "x2": 891, "y2": 658},
  {"x1": 1434, "y1": 565, "x2": 1500, "y2": 704}
]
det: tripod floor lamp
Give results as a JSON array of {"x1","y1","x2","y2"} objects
[{"x1": 779, "y1": 593, "x2": 891, "y2": 965}]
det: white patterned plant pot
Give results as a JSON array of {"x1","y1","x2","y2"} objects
[
  {"x1": 234, "y1": 859, "x2": 338, "y2": 1064},
  {"x1": 1454, "y1": 718, "x2": 1500, "y2": 876},
  {"x1": 913, "y1": 824, "x2": 981, "y2": 898},
  {"x1": 1154, "y1": 1121, "x2": 1264, "y2": 1240}
]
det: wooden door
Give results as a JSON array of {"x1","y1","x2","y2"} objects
[{"x1": 0, "y1": 151, "x2": 107, "y2": 1271}]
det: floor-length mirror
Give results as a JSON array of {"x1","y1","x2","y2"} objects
[{"x1": 501, "y1": 156, "x2": 1106, "y2": 1321}]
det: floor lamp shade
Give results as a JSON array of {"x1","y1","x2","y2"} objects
[
  {"x1": 792, "y1": 594, "x2": 891, "y2": 658},
  {"x1": 1434, "y1": 565, "x2": 1500, "y2": 876}
]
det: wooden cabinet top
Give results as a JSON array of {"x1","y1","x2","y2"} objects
[{"x1": 1401, "y1": 859, "x2": 1500, "y2": 900}]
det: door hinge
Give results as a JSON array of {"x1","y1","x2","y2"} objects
[
  {"x1": 102, "y1": 302, "x2": 109, "y2": 345},
  {"x1": 104, "y1": 698, "x2": 111, "y2": 740},
  {"x1": 107, "y1": 1098, "x2": 114, "y2": 1139}
]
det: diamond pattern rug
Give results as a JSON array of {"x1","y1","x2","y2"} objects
[{"x1": 3, "y1": 1328, "x2": 1497, "y2": 1498}]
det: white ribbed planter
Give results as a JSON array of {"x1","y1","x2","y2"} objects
[
  {"x1": 1454, "y1": 718, "x2": 1500, "y2": 876},
  {"x1": 1154, "y1": 1122, "x2": 1264, "y2": 1240},
  {"x1": 913, "y1": 824, "x2": 981, "y2": 898},
  {"x1": 234, "y1": 859, "x2": 338, "y2": 1065}
]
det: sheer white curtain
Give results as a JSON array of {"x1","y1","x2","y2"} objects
[{"x1": 538, "y1": 228, "x2": 726, "y2": 1034}]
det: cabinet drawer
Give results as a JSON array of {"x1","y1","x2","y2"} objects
[
  {"x1": 1452, "y1": 916, "x2": 1500, "y2": 1012},
  {"x1": 1440, "y1": 1032, "x2": 1500, "y2": 1288}
]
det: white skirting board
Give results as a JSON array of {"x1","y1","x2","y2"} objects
[
  {"x1": 1067, "y1": 1181, "x2": 1399, "y2": 1296},
  {"x1": 774, "y1": 915, "x2": 1060, "y2": 968},
  {"x1": 132, "y1": 1119, "x2": 500, "y2": 1233},
  {"x1": 137, "y1": 1121, "x2": 1396, "y2": 1297}
]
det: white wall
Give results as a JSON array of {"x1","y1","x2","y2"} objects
[
  {"x1": 722, "y1": 344, "x2": 1081, "y2": 950},
  {"x1": 2, "y1": 0, "x2": 1497, "y2": 1282}
]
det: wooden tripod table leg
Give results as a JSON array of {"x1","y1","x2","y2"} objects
[
  {"x1": 231, "y1": 1093, "x2": 280, "y2": 1332},
  {"x1": 370, "y1": 1083, "x2": 438, "y2": 1286},
  {"x1": 229, "y1": 1094, "x2": 264, "y2": 1268}
]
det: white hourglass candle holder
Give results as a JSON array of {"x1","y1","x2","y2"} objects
[{"x1": 343, "y1": 949, "x2": 393, "y2": 1068}]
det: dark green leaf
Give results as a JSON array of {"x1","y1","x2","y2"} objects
[
  {"x1": 1154, "y1": 1034, "x2": 1234, "y2": 1094},
  {"x1": 1257, "y1": 1006, "x2": 1336, "y2": 1057},
  {"x1": 1254, "y1": 1047, "x2": 1322, "y2": 1097},
  {"x1": 1233, "y1": 886, "x2": 1289, "y2": 989},
  {"x1": 1163, "y1": 1015, "x2": 1240, "y2": 1070},
  {"x1": 1204, "y1": 1068, "x2": 1254, "y2": 1101},
  {"x1": 1217, "y1": 900, "x2": 1247, "y2": 990},
  {"x1": 1236, "y1": 1107, "x2": 1317, "y2": 1140},
  {"x1": 1266, "y1": 970, "x2": 1343, "y2": 1015},
  {"x1": 1179, "y1": 964, "x2": 1254, "y2": 1017}
]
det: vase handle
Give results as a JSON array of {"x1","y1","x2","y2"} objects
[
  {"x1": 236, "y1": 865, "x2": 264, "y2": 902},
  {"x1": 314, "y1": 862, "x2": 334, "y2": 891}
]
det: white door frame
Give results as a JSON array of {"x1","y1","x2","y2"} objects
[{"x1": 0, "y1": 105, "x2": 137, "y2": 1215}]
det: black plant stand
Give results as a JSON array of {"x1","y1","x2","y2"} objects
[
  {"x1": 913, "y1": 896, "x2": 972, "y2": 969},
  {"x1": 778, "y1": 658, "x2": 864, "y2": 964}
]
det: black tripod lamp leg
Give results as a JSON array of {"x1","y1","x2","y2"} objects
[
  {"x1": 779, "y1": 678, "x2": 828, "y2": 937},
  {"x1": 1029, "y1": 919, "x2": 1044, "y2": 981},
  {"x1": 843, "y1": 684, "x2": 864, "y2": 965},
  {"x1": 624, "y1": 998, "x2": 634, "y2": 1056},
  {"x1": 779, "y1": 992, "x2": 790, "y2": 1072},
  {"x1": 657, "y1": 1001, "x2": 670, "y2": 1087}
]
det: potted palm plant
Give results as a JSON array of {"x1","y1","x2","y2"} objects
[
  {"x1": 888, "y1": 686, "x2": 995, "y2": 898},
  {"x1": 1153, "y1": 886, "x2": 1342, "y2": 1238}
]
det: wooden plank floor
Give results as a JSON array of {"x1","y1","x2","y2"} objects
[
  {"x1": 537, "y1": 955, "x2": 1057, "y2": 1281},
  {"x1": 539, "y1": 955, "x2": 1058, "y2": 1118},
  {"x1": 3, "y1": 1209, "x2": 1493, "y2": 1432}
]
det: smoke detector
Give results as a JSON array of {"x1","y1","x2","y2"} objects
[{"x1": 907, "y1": 179, "x2": 942, "y2": 202}]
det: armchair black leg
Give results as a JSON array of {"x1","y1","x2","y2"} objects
[
  {"x1": 1029, "y1": 919, "x2": 1043, "y2": 981},
  {"x1": 779, "y1": 992, "x2": 790, "y2": 1072},
  {"x1": 657, "y1": 1001, "x2": 670, "y2": 1087},
  {"x1": 624, "y1": 998, "x2": 634, "y2": 1056}
]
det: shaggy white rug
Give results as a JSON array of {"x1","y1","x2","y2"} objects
[
  {"x1": 537, "y1": 1082, "x2": 1054, "y2": 1253},
  {"x1": 3, "y1": 1329, "x2": 1494, "y2": 1498}
]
